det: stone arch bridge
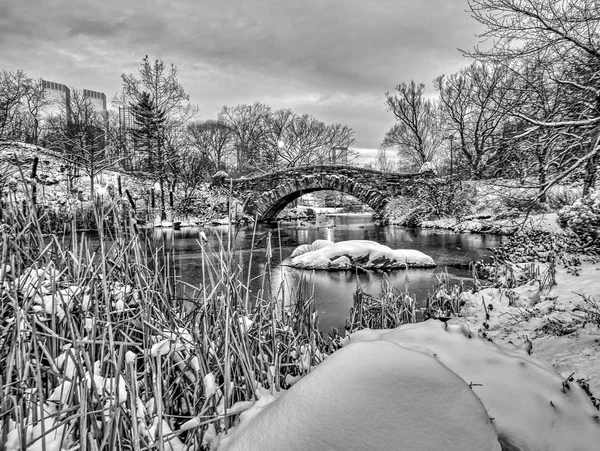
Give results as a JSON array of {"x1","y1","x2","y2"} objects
[{"x1": 214, "y1": 165, "x2": 433, "y2": 222}]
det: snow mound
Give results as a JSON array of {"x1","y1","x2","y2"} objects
[
  {"x1": 348, "y1": 320, "x2": 600, "y2": 451},
  {"x1": 287, "y1": 239, "x2": 436, "y2": 270},
  {"x1": 289, "y1": 239, "x2": 333, "y2": 258},
  {"x1": 219, "y1": 339, "x2": 501, "y2": 451}
]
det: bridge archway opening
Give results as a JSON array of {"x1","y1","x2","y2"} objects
[
  {"x1": 257, "y1": 187, "x2": 382, "y2": 222},
  {"x1": 276, "y1": 190, "x2": 376, "y2": 218}
]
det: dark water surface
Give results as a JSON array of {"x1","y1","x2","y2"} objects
[{"x1": 149, "y1": 214, "x2": 506, "y2": 332}]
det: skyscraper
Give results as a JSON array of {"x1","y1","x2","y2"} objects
[
  {"x1": 41, "y1": 79, "x2": 71, "y2": 121},
  {"x1": 41, "y1": 80, "x2": 108, "y2": 121},
  {"x1": 83, "y1": 89, "x2": 107, "y2": 113}
]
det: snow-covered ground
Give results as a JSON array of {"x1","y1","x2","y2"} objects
[
  {"x1": 286, "y1": 239, "x2": 436, "y2": 270},
  {"x1": 457, "y1": 261, "x2": 600, "y2": 396},
  {"x1": 214, "y1": 320, "x2": 600, "y2": 450},
  {"x1": 217, "y1": 324, "x2": 502, "y2": 451},
  {"x1": 419, "y1": 212, "x2": 563, "y2": 235}
]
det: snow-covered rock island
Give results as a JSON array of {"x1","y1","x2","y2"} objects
[{"x1": 286, "y1": 239, "x2": 436, "y2": 270}]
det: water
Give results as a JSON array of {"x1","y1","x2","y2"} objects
[{"x1": 152, "y1": 213, "x2": 506, "y2": 332}]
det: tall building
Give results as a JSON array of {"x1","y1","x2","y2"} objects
[
  {"x1": 41, "y1": 80, "x2": 108, "y2": 121},
  {"x1": 331, "y1": 146, "x2": 349, "y2": 164},
  {"x1": 41, "y1": 79, "x2": 71, "y2": 121},
  {"x1": 83, "y1": 89, "x2": 107, "y2": 113},
  {"x1": 118, "y1": 105, "x2": 136, "y2": 131}
]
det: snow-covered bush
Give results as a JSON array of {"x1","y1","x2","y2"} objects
[
  {"x1": 219, "y1": 331, "x2": 502, "y2": 451},
  {"x1": 385, "y1": 180, "x2": 476, "y2": 226},
  {"x1": 501, "y1": 194, "x2": 549, "y2": 214},
  {"x1": 384, "y1": 196, "x2": 425, "y2": 226},
  {"x1": 558, "y1": 189, "x2": 600, "y2": 245},
  {"x1": 547, "y1": 185, "x2": 580, "y2": 210},
  {"x1": 416, "y1": 179, "x2": 475, "y2": 220}
]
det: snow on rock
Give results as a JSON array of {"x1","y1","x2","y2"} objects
[
  {"x1": 289, "y1": 239, "x2": 333, "y2": 258},
  {"x1": 348, "y1": 320, "x2": 600, "y2": 451},
  {"x1": 218, "y1": 339, "x2": 501, "y2": 451},
  {"x1": 287, "y1": 239, "x2": 436, "y2": 270}
]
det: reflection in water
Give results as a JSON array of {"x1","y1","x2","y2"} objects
[{"x1": 158, "y1": 214, "x2": 506, "y2": 332}]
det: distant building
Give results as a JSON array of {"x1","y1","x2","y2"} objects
[
  {"x1": 41, "y1": 80, "x2": 107, "y2": 121},
  {"x1": 118, "y1": 105, "x2": 136, "y2": 131},
  {"x1": 41, "y1": 79, "x2": 71, "y2": 121},
  {"x1": 330, "y1": 146, "x2": 349, "y2": 164},
  {"x1": 83, "y1": 89, "x2": 107, "y2": 113}
]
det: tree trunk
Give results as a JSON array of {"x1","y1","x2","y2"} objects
[
  {"x1": 537, "y1": 142, "x2": 547, "y2": 203},
  {"x1": 538, "y1": 167, "x2": 547, "y2": 203},
  {"x1": 582, "y1": 151, "x2": 599, "y2": 196},
  {"x1": 582, "y1": 128, "x2": 600, "y2": 197}
]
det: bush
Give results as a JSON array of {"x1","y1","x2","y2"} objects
[
  {"x1": 547, "y1": 185, "x2": 581, "y2": 210},
  {"x1": 558, "y1": 189, "x2": 600, "y2": 244},
  {"x1": 384, "y1": 197, "x2": 426, "y2": 226},
  {"x1": 501, "y1": 194, "x2": 549, "y2": 214},
  {"x1": 416, "y1": 179, "x2": 475, "y2": 220}
]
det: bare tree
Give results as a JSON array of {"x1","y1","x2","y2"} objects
[
  {"x1": 44, "y1": 90, "x2": 113, "y2": 197},
  {"x1": 21, "y1": 77, "x2": 49, "y2": 145},
  {"x1": 273, "y1": 114, "x2": 355, "y2": 168},
  {"x1": 383, "y1": 80, "x2": 444, "y2": 169},
  {"x1": 467, "y1": 0, "x2": 600, "y2": 195},
  {"x1": 260, "y1": 108, "x2": 295, "y2": 168},
  {"x1": 435, "y1": 63, "x2": 515, "y2": 178},
  {"x1": 279, "y1": 114, "x2": 329, "y2": 167},
  {"x1": 322, "y1": 123, "x2": 356, "y2": 164},
  {"x1": 119, "y1": 56, "x2": 198, "y2": 215},
  {"x1": 373, "y1": 147, "x2": 398, "y2": 172},
  {"x1": 0, "y1": 70, "x2": 29, "y2": 147},
  {"x1": 218, "y1": 102, "x2": 271, "y2": 174},
  {"x1": 186, "y1": 120, "x2": 234, "y2": 173},
  {"x1": 498, "y1": 56, "x2": 577, "y2": 201},
  {"x1": 217, "y1": 102, "x2": 355, "y2": 172}
]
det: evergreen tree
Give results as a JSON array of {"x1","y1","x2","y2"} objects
[{"x1": 130, "y1": 91, "x2": 166, "y2": 175}]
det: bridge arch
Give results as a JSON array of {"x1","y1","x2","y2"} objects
[{"x1": 253, "y1": 174, "x2": 387, "y2": 221}]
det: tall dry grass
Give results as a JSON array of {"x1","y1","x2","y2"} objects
[
  {"x1": 0, "y1": 182, "x2": 332, "y2": 450},
  {"x1": 350, "y1": 273, "x2": 417, "y2": 330}
]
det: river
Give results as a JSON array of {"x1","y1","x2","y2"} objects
[{"x1": 150, "y1": 213, "x2": 506, "y2": 332}]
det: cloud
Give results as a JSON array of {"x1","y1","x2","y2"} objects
[
  {"x1": 0, "y1": 0, "x2": 484, "y2": 149},
  {"x1": 66, "y1": 18, "x2": 124, "y2": 38}
]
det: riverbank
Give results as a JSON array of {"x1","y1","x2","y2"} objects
[
  {"x1": 417, "y1": 212, "x2": 562, "y2": 235},
  {"x1": 453, "y1": 260, "x2": 600, "y2": 396},
  {"x1": 427, "y1": 208, "x2": 600, "y2": 396}
]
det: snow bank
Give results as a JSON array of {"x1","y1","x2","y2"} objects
[
  {"x1": 287, "y1": 239, "x2": 436, "y2": 270},
  {"x1": 348, "y1": 320, "x2": 600, "y2": 451},
  {"x1": 459, "y1": 262, "x2": 600, "y2": 395},
  {"x1": 218, "y1": 339, "x2": 501, "y2": 451}
]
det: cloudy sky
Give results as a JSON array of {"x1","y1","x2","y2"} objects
[{"x1": 1, "y1": 0, "x2": 483, "y2": 163}]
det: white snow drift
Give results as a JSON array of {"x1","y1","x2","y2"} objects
[
  {"x1": 287, "y1": 239, "x2": 436, "y2": 270},
  {"x1": 219, "y1": 336, "x2": 501, "y2": 451},
  {"x1": 215, "y1": 320, "x2": 600, "y2": 451},
  {"x1": 348, "y1": 321, "x2": 600, "y2": 450}
]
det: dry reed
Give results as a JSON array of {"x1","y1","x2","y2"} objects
[{"x1": 0, "y1": 181, "x2": 331, "y2": 450}]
